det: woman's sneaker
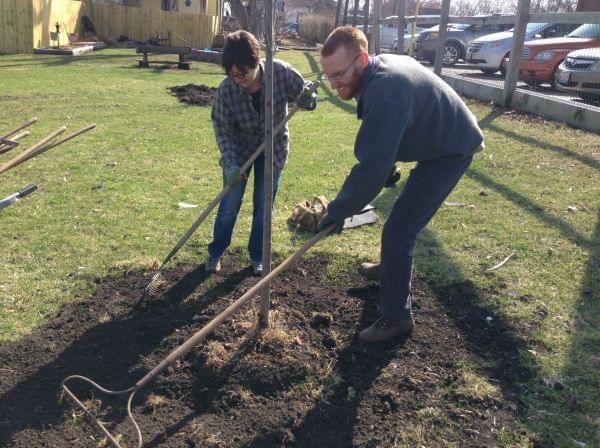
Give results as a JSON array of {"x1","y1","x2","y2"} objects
[
  {"x1": 205, "y1": 258, "x2": 221, "y2": 273},
  {"x1": 251, "y1": 260, "x2": 263, "y2": 276}
]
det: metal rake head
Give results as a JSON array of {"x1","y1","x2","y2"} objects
[
  {"x1": 144, "y1": 271, "x2": 167, "y2": 298},
  {"x1": 59, "y1": 375, "x2": 142, "y2": 448}
]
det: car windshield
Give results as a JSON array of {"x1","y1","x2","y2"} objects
[
  {"x1": 568, "y1": 24, "x2": 600, "y2": 38},
  {"x1": 509, "y1": 23, "x2": 544, "y2": 33}
]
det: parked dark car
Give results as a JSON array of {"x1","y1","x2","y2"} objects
[{"x1": 414, "y1": 22, "x2": 514, "y2": 66}]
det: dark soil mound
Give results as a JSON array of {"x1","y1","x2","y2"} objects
[
  {"x1": 169, "y1": 84, "x2": 217, "y2": 106},
  {"x1": 0, "y1": 252, "x2": 529, "y2": 447}
]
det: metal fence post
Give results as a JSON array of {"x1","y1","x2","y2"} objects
[
  {"x1": 396, "y1": 0, "x2": 405, "y2": 54},
  {"x1": 373, "y1": 0, "x2": 381, "y2": 54},
  {"x1": 259, "y1": 0, "x2": 274, "y2": 329},
  {"x1": 503, "y1": 0, "x2": 530, "y2": 107},
  {"x1": 433, "y1": 0, "x2": 451, "y2": 76}
]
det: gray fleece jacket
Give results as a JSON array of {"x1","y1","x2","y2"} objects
[{"x1": 326, "y1": 54, "x2": 484, "y2": 223}]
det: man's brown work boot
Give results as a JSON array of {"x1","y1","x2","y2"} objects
[
  {"x1": 358, "y1": 315, "x2": 415, "y2": 342},
  {"x1": 358, "y1": 262, "x2": 380, "y2": 281}
]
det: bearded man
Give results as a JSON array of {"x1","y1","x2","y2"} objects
[{"x1": 318, "y1": 27, "x2": 484, "y2": 342}]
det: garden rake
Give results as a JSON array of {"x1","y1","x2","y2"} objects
[
  {"x1": 144, "y1": 79, "x2": 321, "y2": 297},
  {"x1": 60, "y1": 222, "x2": 335, "y2": 448}
]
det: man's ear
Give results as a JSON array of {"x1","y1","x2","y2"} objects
[{"x1": 358, "y1": 51, "x2": 370, "y2": 69}]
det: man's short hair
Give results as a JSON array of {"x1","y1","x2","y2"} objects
[
  {"x1": 321, "y1": 27, "x2": 368, "y2": 57},
  {"x1": 221, "y1": 30, "x2": 261, "y2": 74}
]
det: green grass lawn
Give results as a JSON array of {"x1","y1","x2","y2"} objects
[{"x1": 0, "y1": 49, "x2": 598, "y2": 447}]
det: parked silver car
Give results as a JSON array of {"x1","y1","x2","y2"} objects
[
  {"x1": 466, "y1": 22, "x2": 581, "y2": 75},
  {"x1": 413, "y1": 22, "x2": 513, "y2": 66},
  {"x1": 555, "y1": 47, "x2": 600, "y2": 101},
  {"x1": 366, "y1": 15, "x2": 436, "y2": 50}
]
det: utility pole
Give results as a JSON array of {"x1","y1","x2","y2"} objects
[
  {"x1": 433, "y1": 0, "x2": 450, "y2": 75},
  {"x1": 503, "y1": 0, "x2": 530, "y2": 106},
  {"x1": 396, "y1": 0, "x2": 405, "y2": 53}
]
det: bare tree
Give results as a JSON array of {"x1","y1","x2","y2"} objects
[
  {"x1": 229, "y1": 0, "x2": 266, "y2": 37},
  {"x1": 531, "y1": 0, "x2": 577, "y2": 11},
  {"x1": 451, "y1": 0, "x2": 517, "y2": 15}
]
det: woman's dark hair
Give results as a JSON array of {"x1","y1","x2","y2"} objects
[{"x1": 221, "y1": 30, "x2": 261, "y2": 74}]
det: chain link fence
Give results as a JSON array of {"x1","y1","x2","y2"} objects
[{"x1": 364, "y1": 5, "x2": 600, "y2": 129}]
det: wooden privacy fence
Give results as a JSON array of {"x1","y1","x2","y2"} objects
[{"x1": 0, "y1": 0, "x2": 220, "y2": 54}]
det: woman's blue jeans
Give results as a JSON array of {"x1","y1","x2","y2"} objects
[{"x1": 208, "y1": 154, "x2": 281, "y2": 263}]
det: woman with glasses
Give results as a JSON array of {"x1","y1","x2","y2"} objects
[{"x1": 207, "y1": 30, "x2": 315, "y2": 276}]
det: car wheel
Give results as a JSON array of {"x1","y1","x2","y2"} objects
[
  {"x1": 499, "y1": 61, "x2": 507, "y2": 77},
  {"x1": 549, "y1": 64, "x2": 561, "y2": 90},
  {"x1": 442, "y1": 42, "x2": 461, "y2": 66},
  {"x1": 480, "y1": 69, "x2": 497, "y2": 76}
]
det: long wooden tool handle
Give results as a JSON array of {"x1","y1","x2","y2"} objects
[
  {"x1": 0, "y1": 127, "x2": 66, "y2": 175},
  {"x1": 0, "y1": 117, "x2": 37, "y2": 141},
  {"x1": 136, "y1": 224, "x2": 335, "y2": 389},
  {"x1": 31, "y1": 124, "x2": 96, "y2": 155},
  {"x1": 159, "y1": 185, "x2": 232, "y2": 266}
]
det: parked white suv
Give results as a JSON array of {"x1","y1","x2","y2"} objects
[{"x1": 466, "y1": 22, "x2": 581, "y2": 75}]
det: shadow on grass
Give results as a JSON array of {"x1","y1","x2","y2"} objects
[
  {"x1": 477, "y1": 108, "x2": 600, "y2": 171},
  {"x1": 467, "y1": 168, "x2": 593, "y2": 251},
  {"x1": 0, "y1": 51, "x2": 137, "y2": 69},
  {"x1": 0, "y1": 259, "x2": 251, "y2": 446}
]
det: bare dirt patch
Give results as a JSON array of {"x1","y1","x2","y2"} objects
[
  {"x1": 0, "y1": 252, "x2": 530, "y2": 447},
  {"x1": 169, "y1": 84, "x2": 217, "y2": 106}
]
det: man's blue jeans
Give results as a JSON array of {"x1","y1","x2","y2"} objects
[
  {"x1": 379, "y1": 153, "x2": 473, "y2": 320},
  {"x1": 208, "y1": 154, "x2": 281, "y2": 263}
]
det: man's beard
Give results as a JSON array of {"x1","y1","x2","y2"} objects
[{"x1": 336, "y1": 68, "x2": 363, "y2": 100}]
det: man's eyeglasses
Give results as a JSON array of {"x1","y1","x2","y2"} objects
[{"x1": 327, "y1": 53, "x2": 360, "y2": 82}]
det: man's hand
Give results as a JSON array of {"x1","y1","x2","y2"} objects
[
  {"x1": 296, "y1": 85, "x2": 317, "y2": 111},
  {"x1": 226, "y1": 167, "x2": 246, "y2": 187},
  {"x1": 318, "y1": 212, "x2": 344, "y2": 234}
]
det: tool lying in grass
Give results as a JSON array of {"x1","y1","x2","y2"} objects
[
  {"x1": 291, "y1": 196, "x2": 378, "y2": 232},
  {"x1": 0, "y1": 131, "x2": 31, "y2": 155},
  {"x1": 0, "y1": 117, "x2": 38, "y2": 154},
  {"x1": 144, "y1": 80, "x2": 321, "y2": 298},
  {"x1": 0, "y1": 184, "x2": 38, "y2": 211},
  {"x1": 61, "y1": 222, "x2": 334, "y2": 448},
  {"x1": 0, "y1": 122, "x2": 96, "y2": 175}
]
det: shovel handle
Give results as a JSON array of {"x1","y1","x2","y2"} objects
[{"x1": 18, "y1": 183, "x2": 37, "y2": 198}]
